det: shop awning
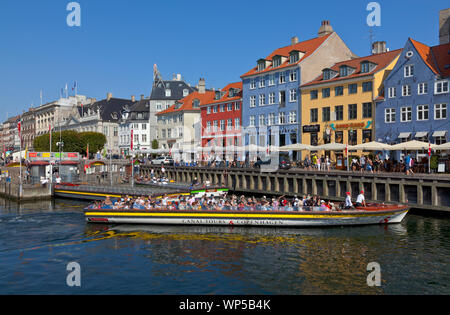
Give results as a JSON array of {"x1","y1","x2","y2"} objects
[
  {"x1": 432, "y1": 131, "x2": 447, "y2": 138},
  {"x1": 398, "y1": 132, "x2": 411, "y2": 139},
  {"x1": 415, "y1": 132, "x2": 428, "y2": 138}
]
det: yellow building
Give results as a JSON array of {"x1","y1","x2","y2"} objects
[{"x1": 300, "y1": 45, "x2": 401, "y2": 162}]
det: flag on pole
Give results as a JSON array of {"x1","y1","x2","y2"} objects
[
  {"x1": 428, "y1": 143, "x2": 431, "y2": 157},
  {"x1": 130, "y1": 129, "x2": 134, "y2": 151},
  {"x1": 86, "y1": 143, "x2": 89, "y2": 159},
  {"x1": 17, "y1": 120, "x2": 22, "y2": 147}
]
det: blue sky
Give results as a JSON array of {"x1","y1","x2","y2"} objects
[{"x1": 0, "y1": 0, "x2": 448, "y2": 118}]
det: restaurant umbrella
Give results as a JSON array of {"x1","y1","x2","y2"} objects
[
  {"x1": 434, "y1": 142, "x2": 450, "y2": 150},
  {"x1": 314, "y1": 142, "x2": 348, "y2": 151},
  {"x1": 278, "y1": 143, "x2": 314, "y2": 152},
  {"x1": 390, "y1": 140, "x2": 437, "y2": 151},
  {"x1": 349, "y1": 141, "x2": 393, "y2": 151}
]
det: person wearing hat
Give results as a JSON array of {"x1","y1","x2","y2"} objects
[
  {"x1": 344, "y1": 192, "x2": 354, "y2": 210},
  {"x1": 356, "y1": 190, "x2": 366, "y2": 208}
]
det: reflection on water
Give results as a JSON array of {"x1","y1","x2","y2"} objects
[{"x1": 0, "y1": 198, "x2": 449, "y2": 295}]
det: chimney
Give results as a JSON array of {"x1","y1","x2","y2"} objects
[
  {"x1": 141, "y1": 94, "x2": 145, "y2": 100},
  {"x1": 372, "y1": 41, "x2": 387, "y2": 54},
  {"x1": 291, "y1": 36, "x2": 299, "y2": 45},
  {"x1": 107, "y1": 92, "x2": 112, "y2": 101},
  {"x1": 439, "y1": 8, "x2": 450, "y2": 45},
  {"x1": 198, "y1": 78, "x2": 206, "y2": 94},
  {"x1": 131, "y1": 95, "x2": 135, "y2": 102},
  {"x1": 318, "y1": 20, "x2": 333, "y2": 37}
]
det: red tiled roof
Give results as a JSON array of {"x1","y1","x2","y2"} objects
[
  {"x1": 241, "y1": 33, "x2": 333, "y2": 78},
  {"x1": 410, "y1": 38, "x2": 450, "y2": 77},
  {"x1": 156, "y1": 90, "x2": 216, "y2": 116},
  {"x1": 301, "y1": 49, "x2": 402, "y2": 87},
  {"x1": 201, "y1": 82, "x2": 243, "y2": 106}
]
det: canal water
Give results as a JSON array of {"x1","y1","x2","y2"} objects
[{"x1": 0, "y1": 197, "x2": 449, "y2": 295}]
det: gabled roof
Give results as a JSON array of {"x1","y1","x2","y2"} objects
[
  {"x1": 301, "y1": 49, "x2": 402, "y2": 87},
  {"x1": 410, "y1": 38, "x2": 450, "y2": 77},
  {"x1": 82, "y1": 98, "x2": 136, "y2": 122},
  {"x1": 156, "y1": 90, "x2": 216, "y2": 116},
  {"x1": 241, "y1": 33, "x2": 333, "y2": 78},
  {"x1": 201, "y1": 82, "x2": 243, "y2": 106},
  {"x1": 150, "y1": 80, "x2": 197, "y2": 100}
]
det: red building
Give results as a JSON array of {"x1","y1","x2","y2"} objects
[{"x1": 201, "y1": 82, "x2": 242, "y2": 148}]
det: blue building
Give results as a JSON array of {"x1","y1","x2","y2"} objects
[
  {"x1": 240, "y1": 21, "x2": 356, "y2": 158},
  {"x1": 375, "y1": 38, "x2": 450, "y2": 158}
]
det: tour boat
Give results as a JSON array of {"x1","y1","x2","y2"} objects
[{"x1": 84, "y1": 203, "x2": 409, "y2": 227}]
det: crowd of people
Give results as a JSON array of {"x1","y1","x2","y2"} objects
[{"x1": 89, "y1": 190, "x2": 368, "y2": 212}]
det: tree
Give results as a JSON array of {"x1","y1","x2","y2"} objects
[
  {"x1": 151, "y1": 139, "x2": 159, "y2": 150},
  {"x1": 79, "y1": 132, "x2": 107, "y2": 156},
  {"x1": 33, "y1": 130, "x2": 106, "y2": 155}
]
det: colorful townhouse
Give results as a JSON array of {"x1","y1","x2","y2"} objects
[
  {"x1": 156, "y1": 79, "x2": 215, "y2": 162},
  {"x1": 240, "y1": 21, "x2": 356, "y2": 158},
  {"x1": 300, "y1": 43, "x2": 401, "y2": 160},
  {"x1": 200, "y1": 82, "x2": 243, "y2": 149},
  {"x1": 375, "y1": 38, "x2": 450, "y2": 157}
]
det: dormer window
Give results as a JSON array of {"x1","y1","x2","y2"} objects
[
  {"x1": 257, "y1": 59, "x2": 266, "y2": 71},
  {"x1": 165, "y1": 89, "x2": 171, "y2": 97},
  {"x1": 183, "y1": 89, "x2": 189, "y2": 97},
  {"x1": 174, "y1": 101, "x2": 182, "y2": 109},
  {"x1": 273, "y1": 56, "x2": 282, "y2": 68},
  {"x1": 360, "y1": 62, "x2": 371, "y2": 73},
  {"x1": 229, "y1": 88, "x2": 234, "y2": 98},
  {"x1": 339, "y1": 66, "x2": 348, "y2": 77},
  {"x1": 289, "y1": 51, "x2": 300, "y2": 64},
  {"x1": 323, "y1": 69, "x2": 331, "y2": 80},
  {"x1": 192, "y1": 99, "x2": 200, "y2": 108},
  {"x1": 215, "y1": 91, "x2": 221, "y2": 100}
]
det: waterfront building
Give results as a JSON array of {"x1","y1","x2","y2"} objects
[
  {"x1": 149, "y1": 71, "x2": 197, "y2": 144},
  {"x1": 2, "y1": 116, "x2": 20, "y2": 153},
  {"x1": 240, "y1": 20, "x2": 356, "y2": 157},
  {"x1": 375, "y1": 37, "x2": 450, "y2": 159},
  {"x1": 156, "y1": 78, "x2": 215, "y2": 162},
  {"x1": 300, "y1": 43, "x2": 401, "y2": 159},
  {"x1": 21, "y1": 107, "x2": 36, "y2": 151},
  {"x1": 118, "y1": 95, "x2": 152, "y2": 156},
  {"x1": 61, "y1": 93, "x2": 135, "y2": 155},
  {"x1": 200, "y1": 82, "x2": 243, "y2": 148}
]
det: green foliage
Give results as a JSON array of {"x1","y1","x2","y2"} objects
[
  {"x1": 430, "y1": 155, "x2": 439, "y2": 170},
  {"x1": 151, "y1": 139, "x2": 159, "y2": 150},
  {"x1": 33, "y1": 130, "x2": 106, "y2": 155}
]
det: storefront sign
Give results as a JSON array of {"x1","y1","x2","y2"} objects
[{"x1": 303, "y1": 125, "x2": 320, "y2": 133}]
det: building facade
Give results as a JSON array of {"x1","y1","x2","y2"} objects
[
  {"x1": 156, "y1": 79, "x2": 215, "y2": 161},
  {"x1": 300, "y1": 45, "x2": 401, "y2": 158},
  {"x1": 200, "y1": 82, "x2": 243, "y2": 148},
  {"x1": 21, "y1": 107, "x2": 36, "y2": 151},
  {"x1": 375, "y1": 38, "x2": 450, "y2": 154},
  {"x1": 240, "y1": 21, "x2": 356, "y2": 155}
]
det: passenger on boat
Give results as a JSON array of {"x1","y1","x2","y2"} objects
[
  {"x1": 356, "y1": 191, "x2": 366, "y2": 207},
  {"x1": 344, "y1": 192, "x2": 354, "y2": 210}
]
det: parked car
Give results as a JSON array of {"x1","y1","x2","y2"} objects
[{"x1": 151, "y1": 156, "x2": 174, "y2": 165}]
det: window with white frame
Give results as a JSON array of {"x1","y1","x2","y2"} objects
[
  {"x1": 434, "y1": 103, "x2": 447, "y2": 120},
  {"x1": 249, "y1": 116, "x2": 256, "y2": 127},
  {"x1": 388, "y1": 87, "x2": 396, "y2": 98},
  {"x1": 226, "y1": 103, "x2": 232, "y2": 111},
  {"x1": 400, "y1": 106, "x2": 412, "y2": 122},
  {"x1": 279, "y1": 72, "x2": 286, "y2": 84},
  {"x1": 269, "y1": 92, "x2": 275, "y2": 105},
  {"x1": 235, "y1": 118, "x2": 240, "y2": 130},
  {"x1": 165, "y1": 89, "x2": 171, "y2": 97},
  {"x1": 213, "y1": 120, "x2": 218, "y2": 131},
  {"x1": 417, "y1": 105, "x2": 429, "y2": 121},
  {"x1": 435, "y1": 81, "x2": 449, "y2": 94},
  {"x1": 268, "y1": 113, "x2": 275, "y2": 126},
  {"x1": 213, "y1": 105, "x2": 218, "y2": 113},
  {"x1": 250, "y1": 78, "x2": 256, "y2": 89},
  {"x1": 259, "y1": 114, "x2": 265, "y2": 126},
  {"x1": 385, "y1": 108, "x2": 396, "y2": 123},
  {"x1": 289, "y1": 89, "x2": 297, "y2": 102},
  {"x1": 289, "y1": 70, "x2": 297, "y2": 82},
  {"x1": 207, "y1": 106, "x2": 211, "y2": 114},
  {"x1": 404, "y1": 65, "x2": 414, "y2": 77},
  {"x1": 206, "y1": 121, "x2": 211, "y2": 132},
  {"x1": 250, "y1": 96, "x2": 256, "y2": 107},
  {"x1": 289, "y1": 111, "x2": 297, "y2": 124},
  {"x1": 268, "y1": 74, "x2": 275, "y2": 86},
  {"x1": 227, "y1": 119, "x2": 233, "y2": 131},
  {"x1": 235, "y1": 102, "x2": 240, "y2": 111},
  {"x1": 402, "y1": 85, "x2": 411, "y2": 96},
  {"x1": 278, "y1": 112, "x2": 286, "y2": 125},
  {"x1": 259, "y1": 77, "x2": 265, "y2": 88},
  {"x1": 178, "y1": 127, "x2": 183, "y2": 137},
  {"x1": 220, "y1": 120, "x2": 225, "y2": 131},
  {"x1": 418, "y1": 83, "x2": 428, "y2": 95},
  {"x1": 259, "y1": 94, "x2": 266, "y2": 106}
]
